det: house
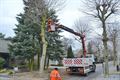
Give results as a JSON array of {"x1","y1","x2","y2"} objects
[{"x1": 0, "y1": 39, "x2": 10, "y2": 66}]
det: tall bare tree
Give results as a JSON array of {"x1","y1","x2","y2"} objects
[
  {"x1": 23, "y1": 0, "x2": 65, "y2": 73},
  {"x1": 91, "y1": 38, "x2": 103, "y2": 62},
  {"x1": 107, "y1": 22, "x2": 120, "y2": 66},
  {"x1": 82, "y1": 0, "x2": 120, "y2": 76}
]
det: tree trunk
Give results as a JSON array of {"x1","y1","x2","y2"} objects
[
  {"x1": 46, "y1": 55, "x2": 50, "y2": 69},
  {"x1": 44, "y1": 53, "x2": 50, "y2": 70},
  {"x1": 28, "y1": 59, "x2": 31, "y2": 71},
  {"x1": 113, "y1": 37, "x2": 117, "y2": 66},
  {"x1": 97, "y1": 48, "x2": 101, "y2": 62},
  {"x1": 28, "y1": 59, "x2": 33, "y2": 72},
  {"x1": 40, "y1": 15, "x2": 47, "y2": 73},
  {"x1": 37, "y1": 48, "x2": 40, "y2": 70},
  {"x1": 102, "y1": 21, "x2": 109, "y2": 76},
  {"x1": 103, "y1": 41, "x2": 109, "y2": 76},
  {"x1": 44, "y1": 53, "x2": 47, "y2": 70},
  {"x1": 81, "y1": 37, "x2": 86, "y2": 57},
  {"x1": 30, "y1": 35, "x2": 35, "y2": 71},
  {"x1": 37, "y1": 41, "x2": 42, "y2": 70},
  {"x1": 30, "y1": 56, "x2": 34, "y2": 71}
]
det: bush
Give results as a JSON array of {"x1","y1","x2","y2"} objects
[
  {"x1": 0, "y1": 57, "x2": 5, "y2": 69},
  {"x1": 0, "y1": 69, "x2": 7, "y2": 73},
  {"x1": 50, "y1": 64, "x2": 63, "y2": 66},
  {"x1": 0, "y1": 69, "x2": 14, "y2": 75},
  {"x1": 8, "y1": 70, "x2": 14, "y2": 75}
]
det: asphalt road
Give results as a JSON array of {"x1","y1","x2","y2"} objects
[
  {"x1": 0, "y1": 64, "x2": 102, "y2": 80},
  {"x1": 61, "y1": 63, "x2": 103, "y2": 80},
  {"x1": 0, "y1": 75, "x2": 10, "y2": 80},
  {"x1": 61, "y1": 62, "x2": 120, "y2": 80},
  {"x1": 0, "y1": 62, "x2": 119, "y2": 80}
]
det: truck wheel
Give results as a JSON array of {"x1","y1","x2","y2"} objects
[
  {"x1": 92, "y1": 63, "x2": 96, "y2": 72},
  {"x1": 90, "y1": 63, "x2": 96, "y2": 72},
  {"x1": 84, "y1": 72, "x2": 88, "y2": 76}
]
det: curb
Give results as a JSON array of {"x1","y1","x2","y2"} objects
[{"x1": 109, "y1": 71, "x2": 120, "y2": 75}]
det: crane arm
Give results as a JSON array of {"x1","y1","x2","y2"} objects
[
  {"x1": 47, "y1": 19, "x2": 86, "y2": 57},
  {"x1": 57, "y1": 25, "x2": 81, "y2": 37}
]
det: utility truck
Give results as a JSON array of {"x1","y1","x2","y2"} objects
[
  {"x1": 63, "y1": 54, "x2": 96, "y2": 75},
  {"x1": 47, "y1": 19, "x2": 96, "y2": 75}
]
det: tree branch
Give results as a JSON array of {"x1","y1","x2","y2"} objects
[
  {"x1": 97, "y1": 8, "x2": 102, "y2": 21},
  {"x1": 105, "y1": 11, "x2": 113, "y2": 20}
]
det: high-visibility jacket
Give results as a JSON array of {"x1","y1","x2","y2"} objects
[{"x1": 50, "y1": 70, "x2": 62, "y2": 80}]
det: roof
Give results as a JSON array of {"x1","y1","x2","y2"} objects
[{"x1": 0, "y1": 39, "x2": 10, "y2": 53}]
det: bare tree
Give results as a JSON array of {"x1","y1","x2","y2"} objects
[
  {"x1": 73, "y1": 19, "x2": 91, "y2": 56},
  {"x1": 107, "y1": 22, "x2": 120, "y2": 66},
  {"x1": 62, "y1": 37, "x2": 74, "y2": 51},
  {"x1": 82, "y1": 0, "x2": 120, "y2": 76},
  {"x1": 23, "y1": 0, "x2": 65, "y2": 73},
  {"x1": 87, "y1": 40, "x2": 94, "y2": 54},
  {"x1": 91, "y1": 39, "x2": 103, "y2": 62}
]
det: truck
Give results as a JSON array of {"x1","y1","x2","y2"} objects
[
  {"x1": 47, "y1": 19, "x2": 96, "y2": 75},
  {"x1": 63, "y1": 54, "x2": 96, "y2": 75}
]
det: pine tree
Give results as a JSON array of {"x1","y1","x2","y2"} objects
[
  {"x1": 0, "y1": 33, "x2": 5, "y2": 39},
  {"x1": 9, "y1": 10, "x2": 64, "y2": 71},
  {"x1": 67, "y1": 45, "x2": 74, "y2": 58},
  {"x1": 9, "y1": 0, "x2": 65, "y2": 72},
  {"x1": 23, "y1": 0, "x2": 66, "y2": 72},
  {"x1": 9, "y1": 14, "x2": 40, "y2": 71}
]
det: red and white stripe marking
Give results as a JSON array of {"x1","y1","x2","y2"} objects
[
  {"x1": 74, "y1": 58, "x2": 82, "y2": 65},
  {"x1": 64, "y1": 59, "x2": 72, "y2": 64}
]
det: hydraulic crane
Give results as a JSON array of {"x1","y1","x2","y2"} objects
[
  {"x1": 47, "y1": 19, "x2": 87, "y2": 57},
  {"x1": 47, "y1": 19, "x2": 96, "y2": 75}
]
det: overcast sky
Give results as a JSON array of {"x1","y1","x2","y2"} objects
[
  {"x1": 0, "y1": 0, "x2": 24, "y2": 37},
  {"x1": 0, "y1": 0, "x2": 87, "y2": 38},
  {"x1": 1, "y1": 0, "x2": 120, "y2": 52}
]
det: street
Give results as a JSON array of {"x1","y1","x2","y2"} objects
[
  {"x1": 61, "y1": 63, "x2": 103, "y2": 80},
  {"x1": 0, "y1": 62, "x2": 119, "y2": 80},
  {"x1": 0, "y1": 74, "x2": 10, "y2": 80},
  {"x1": 61, "y1": 62, "x2": 120, "y2": 80}
]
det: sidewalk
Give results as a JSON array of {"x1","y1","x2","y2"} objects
[
  {"x1": 93, "y1": 74, "x2": 120, "y2": 80},
  {"x1": 94, "y1": 62, "x2": 120, "y2": 80},
  {"x1": 9, "y1": 71, "x2": 49, "y2": 80}
]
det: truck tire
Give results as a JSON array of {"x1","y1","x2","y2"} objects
[
  {"x1": 92, "y1": 63, "x2": 96, "y2": 72},
  {"x1": 90, "y1": 63, "x2": 96, "y2": 72},
  {"x1": 84, "y1": 72, "x2": 88, "y2": 76}
]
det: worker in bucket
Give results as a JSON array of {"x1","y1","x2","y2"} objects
[{"x1": 50, "y1": 68, "x2": 62, "y2": 80}]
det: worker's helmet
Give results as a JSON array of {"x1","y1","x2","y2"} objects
[
  {"x1": 54, "y1": 68, "x2": 58, "y2": 70},
  {"x1": 47, "y1": 19, "x2": 56, "y2": 32}
]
